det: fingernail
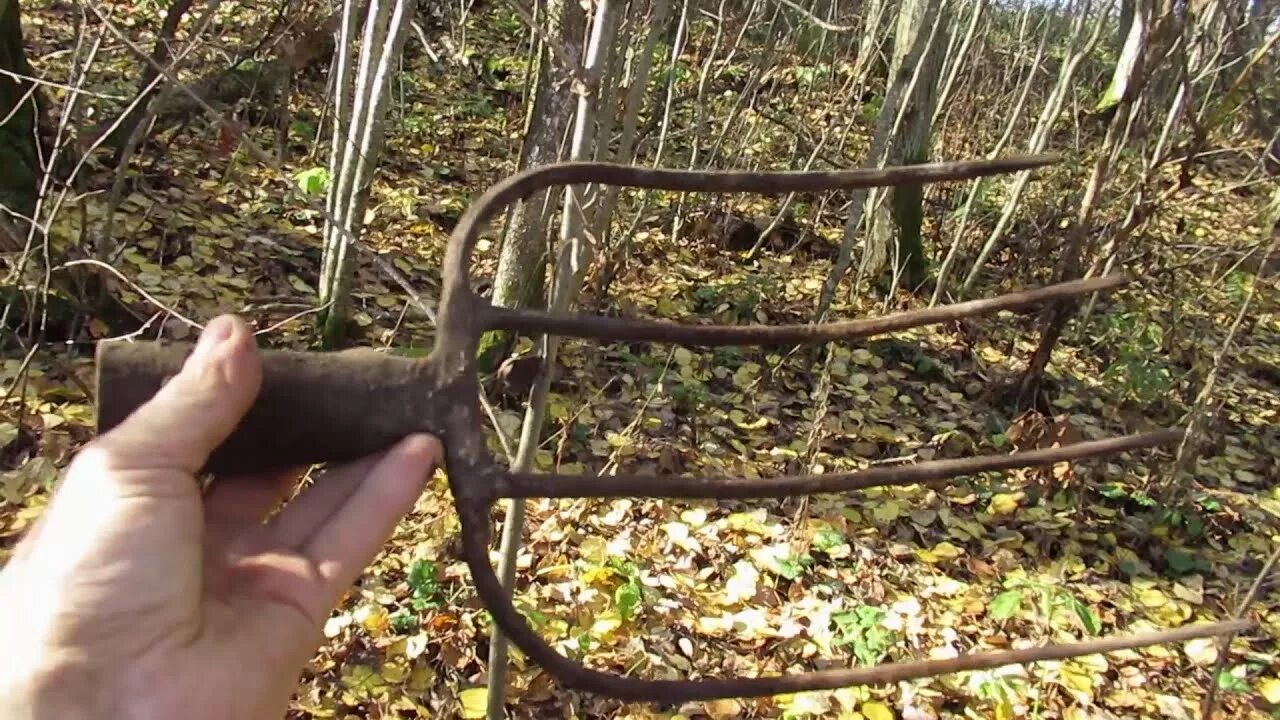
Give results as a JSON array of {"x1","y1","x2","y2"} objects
[{"x1": 190, "y1": 316, "x2": 235, "y2": 366}]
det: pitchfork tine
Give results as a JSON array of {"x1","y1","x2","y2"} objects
[
  {"x1": 459, "y1": 501, "x2": 1253, "y2": 704},
  {"x1": 495, "y1": 429, "x2": 1181, "y2": 500},
  {"x1": 484, "y1": 275, "x2": 1126, "y2": 345}
]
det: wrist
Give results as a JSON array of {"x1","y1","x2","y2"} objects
[{"x1": 0, "y1": 650, "x2": 111, "y2": 720}]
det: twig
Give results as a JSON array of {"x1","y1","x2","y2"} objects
[
  {"x1": 0, "y1": 66, "x2": 129, "y2": 100},
  {"x1": 1200, "y1": 543, "x2": 1280, "y2": 719},
  {"x1": 0, "y1": 342, "x2": 41, "y2": 407},
  {"x1": 504, "y1": 0, "x2": 592, "y2": 93},
  {"x1": 79, "y1": 1, "x2": 440, "y2": 323},
  {"x1": 253, "y1": 301, "x2": 333, "y2": 336},
  {"x1": 55, "y1": 259, "x2": 203, "y2": 330},
  {"x1": 1165, "y1": 235, "x2": 1277, "y2": 500},
  {"x1": 478, "y1": 390, "x2": 517, "y2": 465},
  {"x1": 770, "y1": 0, "x2": 858, "y2": 32},
  {"x1": 100, "y1": 311, "x2": 165, "y2": 343}
]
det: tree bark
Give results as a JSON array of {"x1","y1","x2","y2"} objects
[
  {"x1": 871, "y1": 0, "x2": 951, "y2": 294},
  {"x1": 477, "y1": 0, "x2": 585, "y2": 371},
  {"x1": 0, "y1": 0, "x2": 39, "y2": 222},
  {"x1": 317, "y1": 0, "x2": 414, "y2": 347},
  {"x1": 1099, "y1": 0, "x2": 1149, "y2": 112}
]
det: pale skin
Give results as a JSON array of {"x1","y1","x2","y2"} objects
[{"x1": 0, "y1": 315, "x2": 444, "y2": 719}]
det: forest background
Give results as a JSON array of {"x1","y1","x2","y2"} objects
[{"x1": 1, "y1": 0, "x2": 1279, "y2": 717}]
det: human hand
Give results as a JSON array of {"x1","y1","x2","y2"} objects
[{"x1": 0, "y1": 315, "x2": 444, "y2": 719}]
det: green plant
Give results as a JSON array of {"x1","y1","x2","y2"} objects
[
  {"x1": 293, "y1": 167, "x2": 329, "y2": 196},
  {"x1": 988, "y1": 578, "x2": 1100, "y2": 636},
  {"x1": 1098, "y1": 312, "x2": 1173, "y2": 403},
  {"x1": 389, "y1": 608, "x2": 418, "y2": 634},
  {"x1": 1225, "y1": 270, "x2": 1251, "y2": 304},
  {"x1": 406, "y1": 559, "x2": 443, "y2": 611},
  {"x1": 693, "y1": 276, "x2": 771, "y2": 323},
  {"x1": 832, "y1": 605, "x2": 895, "y2": 666},
  {"x1": 972, "y1": 671, "x2": 1030, "y2": 716},
  {"x1": 712, "y1": 345, "x2": 745, "y2": 369},
  {"x1": 607, "y1": 557, "x2": 646, "y2": 622}
]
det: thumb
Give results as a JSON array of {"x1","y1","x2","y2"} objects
[{"x1": 87, "y1": 314, "x2": 263, "y2": 477}]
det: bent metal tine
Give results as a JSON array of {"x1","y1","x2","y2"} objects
[
  {"x1": 91, "y1": 153, "x2": 1255, "y2": 704},
  {"x1": 440, "y1": 154, "x2": 1061, "y2": 295},
  {"x1": 482, "y1": 275, "x2": 1124, "y2": 345},
  {"x1": 460, "y1": 505, "x2": 1249, "y2": 706},
  {"x1": 439, "y1": 158, "x2": 1250, "y2": 702},
  {"x1": 492, "y1": 429, "x2": 1182, "y2": 500}
]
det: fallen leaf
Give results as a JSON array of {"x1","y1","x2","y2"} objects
[
  {"x1": 1259, "y1": 677, "x2": 1280, "y2": 704},
  {"x1": 987, "y1": 493, "x2": 1020, "y2": 515},
  {"x1": 458, "y1": 687, "x2": 488, "y2": 718},
  {"x1": 1183, "y1": 637, "x2": 1218, "y2": 665},
  {"x1": 862, "y1": 701, "x2": 895, "y2": 720},
  {"x1": 0, "y1": 422, "x2": 17, "y2": 450}
]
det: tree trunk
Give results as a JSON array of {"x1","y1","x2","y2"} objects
[
  {"x1": 870, "y1": 0, "x2": 951, "y2": 294},
  {"x1": 959, "y1": 2, "x2": 1108, "y2": 295},
  {"x1": 317, "y1": 0, "x2": 413, "y2": 347},
  {"x1": 0, "y1": 0, "x2": 38, "y2": 222},
  {"x1": 477, "y1": 0, "x2": 585, "y2": 372},
  {"x1": 814, "y1": 0, "x2": 945, "y2": 319},
  {"x1": 853, "y1": 0, "x2": 891, "y2": 84},
  {"x1": 1017, "y1": 103, "x2": 1131, "y2": 406},
  {"x1": 485, "y1": 1, "x2": 620, "y2": 715},
  {"x1": 1099, "y1": 0, "x2": 1149, "y2": 112},
  {"x1": 1117, "y1": 0, "x2": 1135, "y2": 50}
]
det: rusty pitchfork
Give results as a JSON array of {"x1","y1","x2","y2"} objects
[{"x1": 93, "y1": 154, "x2": 1252, "y2": 704}]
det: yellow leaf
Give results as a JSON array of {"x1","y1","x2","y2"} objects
[
  {"x1": 1138, "y1": 587, "x2": 1168, "y2": 608},
  {"x1": 987, "y1": 493, "x2": 1020, "y2": 515},
  {"x1": 408, "y1": 662, "x2": 435, "y2": 692},
  {"x1": 382, "y1": 661, "x2": 407, "y2": 683},
  {"x1": 861, "y1": 701, "x2": 895, "y2": 720},
  {"x1": 1259, "y1": 677, "x2": 1280, "y2": 703},
  {"x1": 930, "y1": 541, "x2": 964, "y2": 559},
  {"x1": 782, "y1": 691, "x2": 831, "y2": 715},
  {"x1": 681, "y1": 508, "x2": 708, "y2": 525},
  {"x1": 324, "y1": 612, "x2": 352, "y2": 638},
  {"x1": 591, "y1": 614, "x2": 622, "y2": 638},
  {"x1": 458, "y1": 687, "x2": 488, "y2": 718},
  {"x1": 355, "y1": 604, "x2": 390, "y2": 636},
  {"x1": 1058, "y1": 665, "x2": 1094, "y2": 700},
  {"x1": 705, "y1": 698, "x2": 744, "y2": 719}
]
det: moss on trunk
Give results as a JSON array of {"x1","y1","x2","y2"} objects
[{"x1": 890, "y1": 160, "x2": 928, "y2": 291}]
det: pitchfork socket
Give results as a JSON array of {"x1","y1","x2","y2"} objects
[{"x1": 93, "y1": 155, "x2": 1253, "y2": 703}]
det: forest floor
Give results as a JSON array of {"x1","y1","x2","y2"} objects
[{"x1": 2, "y1": 3, "x2": 1279, "y2": 719}]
